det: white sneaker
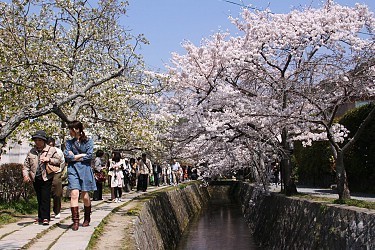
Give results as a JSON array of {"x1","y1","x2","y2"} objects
[
  {"x1": 54, "y1": 213, "x2": 61, "y2": 219},
  {"x1": 118, "y1": 198, "x2": 122, "y2": 202},
  {"x1": 115, "y1": 198, "x2": 119, "y2": 203}
]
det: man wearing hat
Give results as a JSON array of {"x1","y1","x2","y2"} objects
[{"x1": 23, "y1": 130, "x2": 63, "y2": 225}]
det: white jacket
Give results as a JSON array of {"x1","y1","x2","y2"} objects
[{"x1": 110, "y1": 168, "x2": 124, "y2": 187}]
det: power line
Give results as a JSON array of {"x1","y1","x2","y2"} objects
[{"x1": 221, "y1": 0, "x2": 265, "y2": 12}]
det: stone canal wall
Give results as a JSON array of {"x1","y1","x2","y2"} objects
[
  {"x1": 128, "y1": 181, "x2": 374, "y2": 249},
  {"x1": 236, "y1": 182, "x2": 375, "y2": 249},
  {"x1": 131, "y1": 184, "x2": 211, "y2": 250}
]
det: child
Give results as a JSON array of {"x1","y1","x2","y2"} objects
[{"x1": 110, "y1": 163, "x2": 124, "y2": 202}]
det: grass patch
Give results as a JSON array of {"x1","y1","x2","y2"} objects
[
  {"x1": 333, "y1": 199, "x2": 375, "y2": 210},
  {"x1": 0, "y1": 197, "x2": 38, "y2": 226},
  {"x1": 87, "y1": 215, "x2": 109, "y2": 249},
  {"x1": 87, "y1": 198, "x2": 141, "y2": 249},
  {"x1": 126, "y1": 209, "x2": 140, "y2": 216},
  {"x1": 294, "y1": 193, "x2": 335, "y2": 203}
]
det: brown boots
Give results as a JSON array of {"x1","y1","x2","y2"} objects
[
  {"x1": 70, "y1": 205, "x2": 91, "y2": 230},
  {"x1": 82, "y1": 205, "x2": 91, "y2": 227},
  {"x1": 71, "y1": 206, "x2": 79, "y2": 231}
]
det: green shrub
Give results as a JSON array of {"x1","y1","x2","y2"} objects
[
  {"x1": 293, "y1": 103, "x2": 375, "y2": 193},
  {"x1": 0, "y1": 196, "x2": 38, "y2": 214},
  {"x1": 339, "y1": 103, "x2": 375, "y2": 193},
  {"x1": 0, "y1": 163, "x2": 35, "y2": 202},
  {"x1": 293, "y1": 141, "x2": 334, "y2": 187}
]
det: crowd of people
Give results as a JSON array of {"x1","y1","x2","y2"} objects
[
  {"x1": 22, "y1": 120, "x2": 198, "y2": 231},
  {"x1": 96, "y1": 151, "x2": 198, "y2": 202}
]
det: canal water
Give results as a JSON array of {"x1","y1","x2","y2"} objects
[{"x1": 177, "y1": 198, "x2": 258, "y2": 250}]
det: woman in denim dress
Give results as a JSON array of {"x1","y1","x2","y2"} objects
[{"x1": 64, "y1": 120, "x2": 96, "y2": 231}]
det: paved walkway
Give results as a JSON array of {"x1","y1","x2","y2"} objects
[
  {"x1": 269, "y1": 185, "x2": 375, "y2": 202},
  {"x1": 0, "y1": 185, "x2": 167, "y2": 250}
]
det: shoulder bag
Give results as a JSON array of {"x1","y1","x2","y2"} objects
[{"x1": 45, "y1": 148, "x2": 60, "y2": 174}]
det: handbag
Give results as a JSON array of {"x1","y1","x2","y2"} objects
[
  {"x1": 45, "y1": 148, "x2": 60, "y2": 174},
  {"x1": 46, "y1": 163, "x2": 60, "y2": 174},
  {"x1": 94, "y1": 171, "x2": 106, "y2": 182}
]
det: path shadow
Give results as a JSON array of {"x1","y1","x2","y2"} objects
[
  {"x1": 16, "y1": 215, "x2": 36, "y2": 226},
  {"x1": 313, "y1": 189, "x2": 337, "y2": 195},
  {"x1": 56, "y1": 223, "x2": 71, "y2": 230}
]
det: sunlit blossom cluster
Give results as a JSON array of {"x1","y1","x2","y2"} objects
[{"x1": 157, "y1": 1, "x2": 375, "y2": 180}]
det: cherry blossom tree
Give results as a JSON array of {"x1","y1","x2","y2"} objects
[
  {"x1": 160, "y1": 1, "x2": 375, "y2": 199},
  {"x1": 0, "y1": 0, "x2": 163, "y2": 154}
]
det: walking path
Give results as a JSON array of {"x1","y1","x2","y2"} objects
[
  {"x1": 0, "y1": 185, "x2": 167, "y2": 250},
  {"x1": 269, "y1": 185, "x2": 375, "y2": 202}
]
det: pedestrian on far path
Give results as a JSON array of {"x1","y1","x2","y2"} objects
[
  {"x1": 109, "y1": 151, "x2": 122, "y2": 201},
  {"x1": 23, "y1": 130, "x2": 63, "y2": 225},
  {"x1": 93, "y1": 149, "x2": 105, "y2": 201},
  {"x1": 111, "y1": 163, "x2": 124, "y2": 202},
  {"x1": 153, "y1": 162, "x2": 161, "y2": 187},
  {"x1": 129, "y1": 158, "x2": 137, "y2": 190},
  {"x1": 47, "y1": 137, "x2": 66, "y2": 219},
  {"x1": 64, "y1": 120, "x2": 96, "y2": 231},
  {"x1": 171, "y1": 159, "x2": 180, "y2": 185},
  {"x1": 137, "y1": 153, "x2": 152, "y2": 192},
  {"x1": 122, "y1": 157, "x2": 132, "y2": 192},
  {"x1": 272, "y1": 163, "x2": 280, "y2": 187}
]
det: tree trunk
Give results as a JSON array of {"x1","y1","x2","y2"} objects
[
  {"x1": 281, "y1": 129, "x2": 297, "y2": 196},
  {"x1": 335, "y1": 150, "x2": 351, "y2": 200},
  {"x1": 281, "y1": 157, "x2": 297, "y2": 196},
  {"x1": 253, "y1": 150, "x2": 269, "y2": 193}
]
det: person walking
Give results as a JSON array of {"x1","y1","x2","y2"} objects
[
  {"x1": 272, "y1": 163, "x2": 280, "y2": 187},
  {"x1": 47, "y1": 137, "x2": 66, "y2": 219},
  {"x1": 137, "y1": 153, "x2": 152, "y2": 192},
  {"x1": 64, "y1": 120, "x2": 96, "y2": 231},
  {"x1": 171, "y1": 159, "x2": 180, "y2": 186},
  {"x1": 111, "y1": 163, "x2": 124, "y2": 202},
  {"x1": 153, "y1": 162, "x2": 161, "y2": 187},
  {"x1": 166, "y1": 163, "x2": 172, "y2": 185},
  {"x1": 93, "y1": 149, "x2": 105, "y2": 201},
  {"x1": 23, "y1": 130, "x2": 63, "y2": 225},
  {"x1": 129, "y1": 158, "x2": 137, "y2": 191},
  {"x1": 108, "y1": 151, "x2": 122, "y2": 201},
  {"x1": 122, "y1": 157, "x2": 132, "y2": 192}
]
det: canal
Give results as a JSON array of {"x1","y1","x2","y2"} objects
[{"x1": 177, "y1": 197, "x2": 258, "y2": 250}]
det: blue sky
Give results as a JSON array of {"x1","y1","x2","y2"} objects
[{"x1": 125, "y1": 0, "x2": 375, "y2": 72}]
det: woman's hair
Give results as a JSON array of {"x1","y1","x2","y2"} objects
[
  {"x1": 96, "y1": 150, "x2": 104, "y2": 157},
  {"x1": 112, "y1": 151, "x2": 121, "y2": 163},
  {"x1": 68, "y1": 120, "x2": 88, "y2": 142},
  {"x1": 129, "y1": 158, "x2": 136, "y2": 165}
]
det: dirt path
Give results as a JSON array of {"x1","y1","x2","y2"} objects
[{"x1": 91, "y1": 201, "x2": 139, "y2": 250}]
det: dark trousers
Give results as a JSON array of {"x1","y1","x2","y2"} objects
[
  {"x1": 130, "y1": 173, "x2": 136, "y2": 190},
  {"x1": 137, "y1": 174, "x2": 148, "y2": 191},
  {"x1": 123, "y1": 173, "x2": 130, "y2": 192},
  {"x1": 93, "y1": 181, "x2": 103, "y2": 200},
  {"x1": 51, "y1": 172, "x2": 62, "y2": 215},
  {"x1": 114, "y1": 186, "x2": 122, "y2": 198},
  {"x1": 153, "y1": 173, "x2": 160, "y2": 186},
  {"x1": 33, "y1": 177, "x2": 53, "y2": 221}
]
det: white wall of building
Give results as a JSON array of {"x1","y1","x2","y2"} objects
[{"x1": 1, "y1": 141, "x2": 32, "y2": 164}]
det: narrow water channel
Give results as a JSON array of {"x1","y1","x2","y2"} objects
[{"x1": 177, "y1": 198, "x2": 258, "y2": 250}]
